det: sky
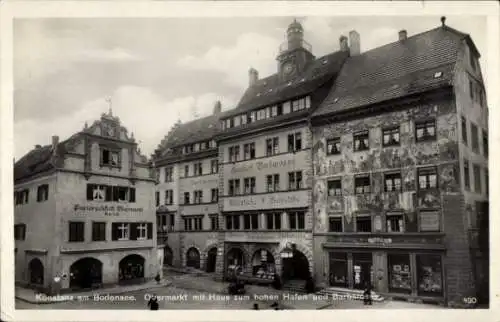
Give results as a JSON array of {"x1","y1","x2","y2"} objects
[{"x1": 13, "y1": 15, "x2": 488, "y2": 160}]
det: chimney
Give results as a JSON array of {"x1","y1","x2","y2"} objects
[
  {"x1": 399, "y1": 30, "x2": 407, "y2": 41},
  {"x1": 339, "y1": 35, "x2": 348, "y2": 52},
  {"x1": 35, "y1": 145, "x2": 42, "y2": 149},
  {"x1": 52, "y1": 135, "x2": 59, "y2": 154},
  {"x1": 213, "y1": 101, "x2": 222, "y2": 115},
  {"x1": 249, "y1": 68, "x2": 259, "y2": 86},
  {"x1": 348, "y1": 30, "x2": 360, "y2": 56}
]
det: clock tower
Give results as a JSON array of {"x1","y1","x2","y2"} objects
[{"x1": 277, "y1": 19, "x2": 315, "y2": 81}]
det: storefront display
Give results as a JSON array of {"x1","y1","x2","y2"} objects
[
  {"x1": 252, "y1": 249, "x2": 276, "y2": 279},
  {"x1": 417, "y1": 254, "x2": 443, "y2": 296},
  {"x1": 329, "y1": 252, "x2": 348, "y2": 287},
  {"x1": 388, "y1": 254, "x2": 412, "y2": 293},
  {"x1": 352, "y1": 253, "x2": 372, "y2": 289}
]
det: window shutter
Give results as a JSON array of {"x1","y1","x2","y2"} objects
[
  {"x1": 86, "y1": 184, "x2": 93, "y2": 200},
  {"x1": 111, "y1": 223, "x2": 118, "y2": 241},
  {"x1": 129, "y1": 188, "x2": 136, "y2": 202},
  {"x1": 105, "y1": 186, "x2": 112, "y2": 201},
  {"x1": 130, "y1": 223, "x2": 138, "y2": 240},
  {"x1": 147, "y1": 223, "x2": 153, "y2": 239}
]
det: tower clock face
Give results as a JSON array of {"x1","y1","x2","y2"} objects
[{"x1": 283, "y1": 62, "x2": 295, "y2": 75}]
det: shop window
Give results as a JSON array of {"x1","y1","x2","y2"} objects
[
  {"x1": 386, "y1": 213, "x2": 404, "y2": 232},
  {"x1": 384, "y1": 172, "x2": 402, "y2": 192},
  {"x1": 244, "y1": 214, "x2": 259, "y2": 230},
  {"x1": 415, "y1": 120, "x2": 436, "y2": 142},
  {"x1": 243, "y1": 143, "x2": 256, "y2": 160},
  {"x1": 464, "y1": 159, "x2": 470, "y2": 190},
  {"x1": 266, "y1": 213, "x2": 281, "y2": 230},
  {"x1": 92, "y1": 222, "x2": 106, "y2": 241},
  {"x1": 69, "y1": 222, "x2": 85, "y2": 242},
  {"x1": 418, "y1": 167, "x2": 437, "y2": 190},
  {"x1": 266, "y1": 174, "x2": 280, "y2": 192},
  {"x1": 419, "y1": 210, "x2": 441, "y2": 232},
  {"x1": 328, "y1": 179, "x2": 342, "y2": 196},
  {"x1": 388, "y1": 254, "x2": 412, "y2": 294},
  {"x1": 382, "y1": 127, "x2": 400, "y2": 147},
  {"x1": 244, "y1": 177, "x2": 256, "y2": 194},
  {"x1": 355, "y1": 175, "x2": 371, "y2": 194},
  {"x1": 329, "y1": 252, "x2": 348, "y2": 287},
  {"x1": 355, "y1": 216, "x2": 372, "y2": 233},
  {"x1": 328, "y1": 217, "x2": 343, "y2": 232},
  {"x1": 326, "y1": 138, "x2": 341, "y2": 155},
  {"x1": 353, "y1": 130, "x2": 369, "y2": 151},
  {"x1": 36, "y1": 184, "x2": 49, "y2": 202},
  {"x1": 288, "y1": 211, "x2": 305, "y2": 230},
  {"x1": 266, "y1": 137, "x2": 279, "y2": 156},
  {"x1": 416, "y1": 254, "x2": 443, "y2": 296}
]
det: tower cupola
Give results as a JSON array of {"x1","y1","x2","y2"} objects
[{"x1": 286, "y1": 19, "x2": 304, "y2": 51}]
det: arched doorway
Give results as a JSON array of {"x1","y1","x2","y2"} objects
[
  {"x1": 186, "y1": 248, "x2": 200, "y2": 269},
  {"x1": 281, "y1": 248, "x2": 310, "y2": 281},
  {"x1": 70, "y1": 257, "x2": 103, "y2": 289},
  {"x1": 251, "y1": 249, "x2": 276, "y2": 278},
  {"x1": 226, "y1": 248, "x2": 245, "y2": 280},
  {"x1": 206, "y1": 248, "x2": 217, "y2": 273},
  {"x1": 163, "y1": 246, "x2": 173, "y2": 266},
  {"x1": 119, "y1": 254, "x2": 145, "y2": 284},
  {"x1": 28, "y1": 258, "x2": 44, "y2": 285}
]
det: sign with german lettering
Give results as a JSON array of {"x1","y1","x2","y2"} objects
[
  {"x1": 74, "y1": 204, "x2": 144, "y2": 216},
  {"x1": 229, "y1": 158, "x2": 296, "y2": 175},
  {"x1": 223, "y1": 191, "x2": 308, "y2": 211}
]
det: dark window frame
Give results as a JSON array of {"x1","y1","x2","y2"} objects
[
  {"x1": 328, "y1": 217, "x2": 343, "y2": 232},
  {"x1": 384, "y1": 172, "x2": 402, "y2": 192},
  {"x1": 327, "y1": 179, "x2": 342, "y2": 196},
  {"x1": 353, "y1": 130, "x2": 369, "y2": 151},
  {"x1": 355, "y1": 215, "x2": 372, "y2": 233},
  {"x1": 382, "y1": 126, "x2": 400, "y2": 147},
  {"x1": 464, "y1": 159, "x2": 470, "y2": 190},
  {"x1": 326, "y1": 137, "x2": 341, "y2": 155},
  {"x1": 69, "y1": 221, "x2": 85, "y2": 242},
  {"x1": 354, "y1": 175, "x2": 371, "y2": 194},
  {"x1": 92, "y1": 222, "x2": 106, "y2": 241},
  {"x1": 417, "y1": 167, "x2": 438, "y2": 190},
  {"x1": 415, "y1": 120, "x2": 436, "y2": 142}
]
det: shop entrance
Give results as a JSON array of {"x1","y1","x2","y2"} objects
[
  {"x1": 352, "y1": 252, "x2": 373, "y2": 290},
  {"x1": 28, "y1": 258, "x2": 44, "y2": 285},
  {"x1": 226, "y1": 248, "x2": 245, "y2": 280},
  {"x1": 206, "y1": 248, "x2": 217, "y2": 273},
  {"x1": 329, "y1": 252, "x2": 348, "y2": 287},
  {"x1": 119, "y1": 254, "x2": 145, "y2": 284},
  {"x1": 282, "y1": 249, "x2": 310, "y2": 281},
  {"x1": 251, "y1": 249, "x2": 276, "y2": 278},
  {"x1": 186, "y1": 248, "x2": 201, "y2": 269},
  {"x1": 70, "y1": 257, "x2": 103, "y2": 289}
]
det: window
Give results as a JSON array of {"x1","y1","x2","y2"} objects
[
  {"x1": 243, "y1": 143, "x2": 256, "y2": 160},
  {"x1": 327, "y1": 180, "x2": 342, "y2": 196},
  {"x1": 382, "y1": 127, "x2": 400, "y2": 146},
  {"x1": 288, "y1": 171, "x2": 303, "y2": 190},
  {"x1": 250, "y1": 111, "x2": 256, "y2": 123},
  {"x1": 288, "y1": 132, "x2": 302, "y2": 152},
  {"x1": 229, "y1": 145, "x2": 240, "y2": 162},
  {"x1": 388, "y1": 254, "x2": 412, "y2": 294},
  {"x1": 234, "y1": 116, "x2": 241, "y2": 127},
  {"x1": 464, "y1": 159, "x2": 470, "y2": 190},
  {"x1": 14, "y1": 224, "x2": 26, "y2": 240},
  {"x1": 329, "y1": 252, "x2": 348, "y2": 287},
  {"x1": 226, "y1": 215, "x2": 240, "y2": 230},
  {"x1": 483, "y1": 130, "x2": 488, "y2": 157},
  {"x1": 210, "y1": 215, "x2": 219, "y2": 230},
  {"x1": 415, "y1": 120, "x2": 436, "y2": 142},
  {"x1": 479, "y1": 89, "x2": 485, "y2": 107},
  {"x1": 327, "y1": 138, "x2": 341, "y2": 155},
  {"x1": 328, "y1": 217, "x2": 343, "y2": 232},
  {"x1": 137, "y1": 223, "x2": 147, "y2": 240},
  {"x1": 384, "y1": 172, "x2": 402, "y2": 192},
  {"x1": 282, "y1": 101, "x2": 291, "y2": 114},
  {"x1": 184, "y1": 165, "x2": 189, "y2": 177},
  {"x1": 471, "y1": 123, "x2": 479, "y2": 152},
  {"x1": 289, "y1": 211, "x2": 305, "y2": 230},
  {"x1": 15, "y1": 189, "x2": 29, "y2": 205},
  {"x1": 228, "y1": 179, "x2": 240, "y2": 196},
  {"x1": 419, "y1": 210, "x2": 441, "y2": 232},
  {"x1": 87, "y1": 184, "x2": 109, "y2": 201},
  {"x1": 473, "y1": 164, "x2": 481, "y2": 193},
  {"x1": 461, "y1": 117, "x2": 468, "y2": 145},
  {"x1": 266, "y1": 213, "x2": 281, "y2": 230},
  {"x1": 112, "y1": 186, "x2": 135, "y2": 202},
  {"x1": 155, "y1": 191, "x2": 160, "y2": 207},
  {"x1": 184, "y1": 192, "x2": 190, "y2": 205},
  {"x1": 183, "y1": 217, "x2": 203, "y2": 231},
  {"x1": 164, "y1": 190, "x2": 174, "y2": 205},
  {"x1": 193, "y1": 162, "x2": 203, "y2": 176},
  {"x1": 211, "y1": 188, "x2": 218, "y2": 202},
  {"x1": 69, "y1": 222, "x2": 85, "y2": 242},
  {"x1": 36, "y1": 184, "x2": 49, "y2": 202},
  {"x1": 271, "y1": 105, "x2": 278, "y2": 117},
  {"x1": 244, "y1": 214, "x2": 259, "y2": 230},
  {"x1": 418, "y1": 168, "x2": 438, "y2": 190},
  {"x1": 355, "y1": 175, "x2": 371, "y2": 194},
  {"x1": 353, "y1": 131, "x2": 369, "y2": 151},
  {"x1": 113, "y1": 223, "x2": 130, "y2": 240},
  {"x1": 266, "y1": 174, "x2": 280, "y2": 192},
  {"x1": 100, "y1": 148, "x2": 120, "y2": 167},
  {"x1": 158, "y1": 214, "x2": 175, "y2": 232},
  {"x1": 211, "y1": 159, "x2": 218, "y2": 174},
  {"x1": 266, "y1": 137, "x2": 279, "y2": 156},
  {"x1": 355, "y1": 216, "x2": 372, "y2": 232},
  {"x1": 416, "y1": 255, "x2": 443, "y2": 296},
  {"x1": 241, "y1": 114, "x2": 247, "y2": 125},
  {"x1": 469, "y1": 80, "x2": 474, "y2": 100},
  {"x1": 194, "y1": 190, "x2": 203, "y2": 204},
  {"x1": 92, "y1": 222, "x2": 106, "y2": 241},
  {"x1": 244, "y1": 177, "x2": 256, "y2": 194},
  {"x1": 164, "y1": 167, "x2": 173, "y2": 182},
  {"x1": 386, "y1": 213, "x2": 404, "y2": 232}
]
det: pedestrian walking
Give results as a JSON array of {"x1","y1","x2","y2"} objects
[
  {"x1": 148, "y1": 294, "x2": 159, "y2": 310},
  {"x1": 363, "y1": 283, "x2": 372, "y2": 306}
]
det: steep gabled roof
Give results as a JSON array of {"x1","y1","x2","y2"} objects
[
  {"x1": 313, "y1": 25, "x2": 472, "y2": 117},
  {"x1": 221, "y1": 50, "x2": 350, "y2": 119}
]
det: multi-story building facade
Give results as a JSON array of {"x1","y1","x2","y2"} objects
[
  {"x1": 152, "y1": 103, "x2": 221, "y2": 272},
  {"x1": 14, "y1": 110, "x2": 159, "y2": 294},
  {"x1": 213, "y1": 20, "x2": 349, "y2": 285},
  {"x1": 310, "y1": 20, "x2": 488, "y2": 307}
]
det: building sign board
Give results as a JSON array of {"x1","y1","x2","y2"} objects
[
  {"x1": 74, "y1": 204, "x2": 144, "y2": 216},
  {"x1": 223, "y1": 191, "x2": 308, "y2": 211},
  {"x1": 228, "y1": 157, "x2": 298, "y2": 175}
]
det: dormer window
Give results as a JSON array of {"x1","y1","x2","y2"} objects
[
  {"x1": 241, "y1": 114, "x2": 247, "y2": 125},
  {"x1": 101, "y1": 148, "x2": 120, "y2": 167},
  {"x1": 234, "y1": 116, "x2": 241, "y2": 127},
  {"x1": 250, "y1": 111, "x2": 256, "y2": 123},
  {"x1": 433, "y1": 71, "x2": 442, "y2": 78}
]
